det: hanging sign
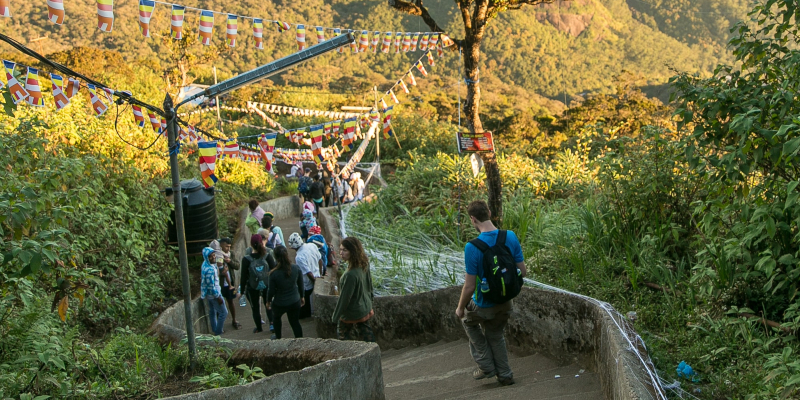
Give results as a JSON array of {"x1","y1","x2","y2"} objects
[{"x1": 457, "y1": 131, "x2": 494, "y2": 152}]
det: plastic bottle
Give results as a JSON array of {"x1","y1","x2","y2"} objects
[
  {"x1": 239, "y1": 285, "x2": 247, "y2": 307},
  {"x1": 480, "y1": 278, "x2": 489, "y2": 293}
]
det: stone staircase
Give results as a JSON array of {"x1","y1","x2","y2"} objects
[{"x1": 381, "y1": 340, "x2": 604, "y2": 400}]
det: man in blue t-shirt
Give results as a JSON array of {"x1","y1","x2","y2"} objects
[{"x1": 455, "y1": 200, "x2": 527, "y2": 386}]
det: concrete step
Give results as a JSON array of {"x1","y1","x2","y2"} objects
[
  {"x1": 382, "y1": 340, "x2": 603, "y2": 400},
  {"x1": 380, "y1": 340, "x2": 456, "y2": 361},
  {"x1": 381, "y1": 340, "x2": 469, "y2": 373}
]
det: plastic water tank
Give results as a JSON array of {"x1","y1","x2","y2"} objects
[{"x1": 165, "y1": 179, "x2": 218, "y2": 256}]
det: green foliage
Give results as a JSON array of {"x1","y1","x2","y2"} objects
[{"x1": 672, "y1": 0, "x2": 800, "y2": 325}]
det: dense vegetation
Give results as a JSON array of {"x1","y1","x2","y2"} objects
[
  {"x1": 0, "y1": 61, "x2": 282, "y2": 397},
  {"x1": 345, "y1": 1, "x2": 800, "y2": 398}
]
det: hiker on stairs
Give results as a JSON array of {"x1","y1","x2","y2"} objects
[
  {"x1": 332, "y1": 237, "x2": 375, "y2": 342},
  {"x1": 455, "y1": 200, "x2": 527, "y2": 387},
  {"x1": 241, "y1": 234, "x2": 277, "y2": 335}
]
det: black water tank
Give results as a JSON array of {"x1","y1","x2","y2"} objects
[{"x1": 165, "y1": 179, "x2": 218, "y2": 256}]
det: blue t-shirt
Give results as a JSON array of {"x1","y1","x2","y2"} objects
[{"x1": 464, "y1": 230, "x2": 524, "y2": 308}]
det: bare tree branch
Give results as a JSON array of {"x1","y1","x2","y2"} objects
[{"x1": 387, "y1": 0, "x2": 446, "y2": 33}]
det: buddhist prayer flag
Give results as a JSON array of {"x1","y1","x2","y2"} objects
[
  {"x1": 23, "y1": 67, "x2": 44, "y2": 107},
  {"x1": 177, "y1": 125, "x2": 188, "y2": 141},
  {"x1": 407, "y1": 71, "x2": 417, "y2": 86},
  {"x1": 399, "y1": 79, "x2": 409, "y2": 94},
  {"x1": 296, "y1": 24, "x2": 306, "y2": 50},
  {"x1": 96, "y1": 0, "x2": 113, "y2": 32},
  {"x1": 66, "y1": 77, "x2": 79, "y2": 98},
  {"x1": 420, "y1": 33, "x2": 429, "y2": 51},
  {"x1": 402, "y1": 32, "x2": 411, "y2": 52},
  {"x1": 380, "y1": 98, "x2": 387, "y2": 109},
  {"x1": 160, "y1": 118, "x2": 167, "y2": 136},
  {"x1": 226, "y1": 14, "x2": 237, "y2": 47},
  {"x1": 332, "y1": 120, "x2": 341, "y2": 135},
  {"x1": 370, "y1": 31, "x2": 380, "y2": 53},
  {"x1": 333, "y1": 28, "x2": 343, "y2": 53},
  {"x1": 251, "y1": 18, "x2": 264, "y2": 49},
  {"x1": 437, "y1": 41, "x2": 443, "y2": 57},
  {"x1": 50, "y1": 73, "x2": 69, "y2": 111},
  {"x1": 358, "y1": 30, "x2": 369, "y2": 52},
  {"x1": 148, "y1": 112, "x2": 160, "y2": 133},
  {"x1": 381, "y1": 32, "x2": 391, "y2": 53},
  {"x1": 390, "y1": 89, "x2": 399, "y2": 104},
  {"x1": 394, "y1": 32, "x2": 402, "y2": 53},
  {"x1": 427, "y1": 51, "x2": 435, "y2": 66},
  {"x1": 223, "y1": 139, "x2": 239, "y2": 159},
  {"x1": 323, "y1": 122, "x2": 332, "y2": 136},
  {"x1": 4, "y1": 61, "x2": 28, "y2": 104},
  {"x1": 171, "y1": 5, "x2": 185, "y2": 39},
  {"x1": 138, "y1": 0, "x2": 155, "y2": 37},
  {"x1": 415, "y1": 61, "x2": 428, "y2": 77},
  {"x1": 198, "y1": 141, "x2": 218, "y2": 188},
  {"x1": 429, "y1": 33, "x2": 439, "y2": 48},
  {"x1": 47, "y1": 0, "x2": 65, "y2": 25},
  {"x1": 86, "y1": 84, "x2": 107, "y2": 116},
  {"x1": 310, "y1": 125, "x2": 324, "y2": 163},
  {"x1": 342, "y1": 118, "x2": 357, "y2": 150},
  {"x1": 410, "y1": 33, "x2": 420, "y2": 51},
  {"x1": 131, "y1": 105, "x2": 146, "y2": 127},
  {"x1": 275, "y1": 20, "x2": 290, "y2": 33},
  {"x1": 382, "y1": 106, "x2": 393, "y2": 139},
  {"x1": 315, "y1": 26, "x2": 325, "y2": 42},
  {"x1": 198, "y1": 10, "x2": 214, "y2": 45},
  {"x1": 0, "y1": 0, "x2": 9, "y2": 18}
]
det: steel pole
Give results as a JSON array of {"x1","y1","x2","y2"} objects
[{"x1": 164, "y1": 93, "x2": 197, "y2": 368}]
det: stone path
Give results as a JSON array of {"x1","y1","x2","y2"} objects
[{"x1": 381, "y1": 340, "x2": 604, "y2": 400}]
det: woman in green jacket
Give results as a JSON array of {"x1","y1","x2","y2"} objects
[{"x1": 332, "y1": 237, "x2": 375, "y2": 342}]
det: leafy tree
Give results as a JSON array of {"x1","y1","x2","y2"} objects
[
  {"x1": 386, "y1": 0, "x2": 551, "y2": 224},
  {"x1": 672, "y1": 0, "x2": 800, "y2": 324}
]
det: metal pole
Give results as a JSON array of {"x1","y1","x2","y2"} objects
[
  {"x1": 373, "y1": 86, "x2": 380, "y2": 163},
  {"x1": 164, "y1": 93, "x2": 197, "y2": 368},
  {"x1": 213, "y1": 66, "x2": 222, "y2": 132}
]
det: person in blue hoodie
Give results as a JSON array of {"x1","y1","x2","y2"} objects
[{"x1": 200, "y1": 247, "x2": 228, "y2": 336}]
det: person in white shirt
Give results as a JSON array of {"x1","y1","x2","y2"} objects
[
  {"x1": 350, "y1": 172, "x2": 365, "y2": 202},
  {"x1": 288, "y1": 233, "x2": 322, "y2": 319}
]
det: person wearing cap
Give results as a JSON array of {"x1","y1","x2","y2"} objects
[
  {"x1": 261, "y1": 212, "x2": 284, "y2": 249},
  {"x1": 288, "y1": 232, "x2": 322, "y2": 319},
  {"x1": 307, "y1": 226, "x2": 330, "y2": 277}
]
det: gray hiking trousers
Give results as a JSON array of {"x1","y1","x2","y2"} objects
[{"x1": 461, "y1": 299, "x2": 513, "y2": 379}]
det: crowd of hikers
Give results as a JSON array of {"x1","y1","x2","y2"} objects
[
  {"x1": 200, "y1": 163, "x2": 525, "y2": 387},
  {"x1": 200, "y1": 165, "x2": 375, "y2": 342}
]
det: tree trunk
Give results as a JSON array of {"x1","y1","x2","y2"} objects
[{"x1": 462, "y1": 27, "x2": 503, "y2": 226}]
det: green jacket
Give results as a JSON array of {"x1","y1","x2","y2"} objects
[
  {"x1": 245, "y1": 216, "x2": 260, "y2": 235},
  {"x1": 331, "y1": 267, "x2": 373, "y2": 323}
]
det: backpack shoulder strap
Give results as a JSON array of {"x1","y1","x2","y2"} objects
[
  {"x1": 496, "y1": 230, "x2": 508, "y2": 247},
  {"x1": 469, "y1": 238, "x2": 490, "y2": 253}
]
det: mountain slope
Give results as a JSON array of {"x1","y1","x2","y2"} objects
[{"x1": 0, "y1": 0, "x2": 747, "y2": 108}]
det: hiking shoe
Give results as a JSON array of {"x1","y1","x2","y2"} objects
[
  {"x1": 473, "y1": 369, "x2": 496, "y2": 380},
  {"x1": 497, "y1": 376, "x2": 515, "y2": 386}
]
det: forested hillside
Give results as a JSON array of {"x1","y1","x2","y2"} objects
[{"x1": 0, "y1": 0, "x2": 748, "y2": 107}]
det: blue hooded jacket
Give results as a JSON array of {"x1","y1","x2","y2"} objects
[{"x1": 200, "y1": 247, "x2": 221, "y2": 300}]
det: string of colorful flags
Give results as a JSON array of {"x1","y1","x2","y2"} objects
[
  {"x1": 0, "y1": 0, "x2": 455, "y2": 56},
  {"x1": 0, "y1": 58, "x2": 131, "y2": 118}
]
